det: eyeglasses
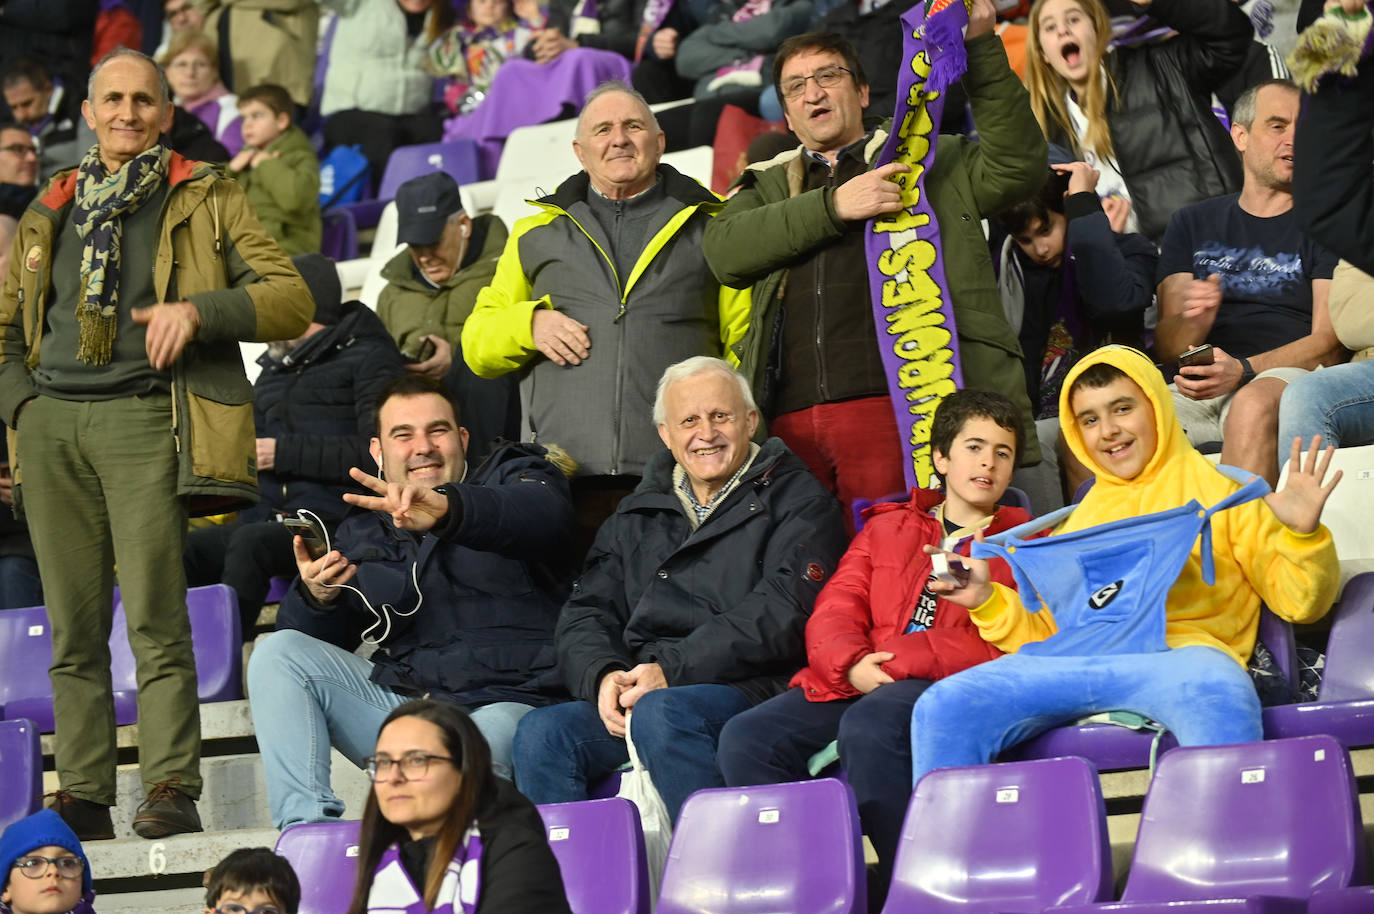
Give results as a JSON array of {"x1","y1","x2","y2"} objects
[
  {"x1": 780, "y1": 66, "x2": 854, "y2": 99},
  {"x1": 12, "y1": 855, "x2": 84, "y2": 880},
  {"x1": 364, "y1": 751, "x2": 454, "y2": 781},
  {"x1": 0, "y1": 144, "x2": 35, "y2": 157},
  {"x1": 215, "y1": 905, "x2": 282, "y2": 914}
]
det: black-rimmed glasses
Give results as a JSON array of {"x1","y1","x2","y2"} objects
[
  {"x1": 364, "y1": 751, "x2": 454, "y2": 781},
  {"x1": 12, "y1": 855, "x2": 84, "y2": 879}
]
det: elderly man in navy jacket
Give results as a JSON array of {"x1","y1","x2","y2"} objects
[
  {"x1": 247, "y1": 374, "x2": 577, "y2": 829},
  {"x1": 512, "y1": 356, "x2": 847, "y2": 822}
]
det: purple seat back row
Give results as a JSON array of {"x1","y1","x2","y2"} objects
[
  {"x1": 1265, "y1": 572, "x2": 1374, "y2": 749},
  {"x1": 0, "y1": 584, "x2": 241, "y2": 732},
  {"x1": 885, "y1": 755, "x2": 1112, "y2": 914},
  {"x1": 1052, "y1": 735, "x2": 1362, "y2": 914},
  {"x1": 0, "y1": 718, "x2": 41, "y2": 831},
  {"x1": 658, "y1": 778, "x2": 866, "y2": 914},
  {"x1": 275, "y1": 820, "x2": 362, "y2": 914},
  {"x1": 539, "y1": 798, "x2": 650, "y2": 914}
]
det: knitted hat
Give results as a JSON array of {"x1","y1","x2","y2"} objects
[
  {"x1": 291, "y1": 253, "x2": 344, "y2": 326},
  {"x1": 0, "y1": 810, "x2": 94, "y2": 897}
]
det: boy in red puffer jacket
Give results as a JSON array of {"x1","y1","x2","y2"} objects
[{"x1": 717, "y1": 388, "x2": 1034, "y2": 913}]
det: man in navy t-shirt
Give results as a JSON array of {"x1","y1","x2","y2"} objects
[{"x1": 1155, "y1": 78, "x2": 1344, "y2": 483}]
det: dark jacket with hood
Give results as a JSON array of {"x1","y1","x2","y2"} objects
[
  {"x1": 277, "y1": 441, "x2": 577, "y2": 709},
  {"x1": 555, "y1": 436, "x2": 847, "y2": 706},
  {"x1": 1058, "y1": 0, "x2": 1251, "y2": 244},
  {"x1": 249, "y1": 300, "x2": 407, "y2": 524},
  {"x1": 1293, "y1": 50, "x2": 1374, "y2": 275}
]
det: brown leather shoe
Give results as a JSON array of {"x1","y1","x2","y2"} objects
[
  {"x1": 131, "y1": 778, "x2": 203, "y2": 839},
  {"x1": 46, "y1": 790, "x2": 115, "y2": 841}
]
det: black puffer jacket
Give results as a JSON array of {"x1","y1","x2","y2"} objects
[
  {"x1": 249, "y1": 301, "x2": 406, "y2": 524},
  {"x1": 545, "y1": 0, "x2": 644, "y2": 59},
  {"x1": 1050, "y1": 0, "x2": 1251, "y2": 244},
  {"x1": 277, "y1": 442, "x2": 577, "y2": 709},
  {"x1": 556, "y1": 436, "x2": 847, "y2": 706}
]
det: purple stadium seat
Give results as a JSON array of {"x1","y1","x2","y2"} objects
[
  {"x1": 1264, "y1": 572, "x2": 1374, "y2": 748},
  {"x1": 0, "y1": 586, "x2": 242, "y2": 732},
  {"x1": 1308, "y1": 886, "x2": 1374, "y2": 913},
  {"x1": 111, "y1": 584, "x2": 243, "y2": 719},
  {"x1": 999, "y1": 721, "x2": 1177, "y2": 770},
  {"x1": 1052, "y1": 735, "x2": 1363, "y2": 913},
  {"x1": 656, "y1": 779, "x2": 866, "y2": 914},
  {"x1": 851, "y1": 486, "x2": 1032, "y2": 534},
  {"x1": 587, "y1": 769, "x2": 623, "y2": 799},
  {"x1": 0, "y1": 605, "x2": 59, "y2": 731},
  {"x1": 333, "y1": 139, "x2": 482, "y2": 229},
  {"x1": 0, "y1": 718, "x2": 41, "y2": 830},
  {"x1": 537, "y1": 798, "x2": 650, "y2": 914},
  {"x1": 883, "y1": 756, "x2": 1112, "y2": 914},
  {"x1": 321, "y1": 208, "x2": 359, "y2": 262},
  {"x1": 274, "y1": 820, "x2": 362, "y2": 914},
  {"x1": 265, "y1": 576, "x2": 293, "y2": 604}
]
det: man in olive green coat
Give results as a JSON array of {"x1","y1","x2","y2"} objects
[
  {"x1": 0, "y1": 50, "x2": 310, "y2": 841},
  {"x1": 378, "y1": 171, "x2": 514, "y2": 456},
  {"x1": 704, "y1": 2, "x2": 1047, "y2": 525}
]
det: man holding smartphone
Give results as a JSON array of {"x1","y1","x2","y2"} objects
[
  {"x1": 182, "y1": 253, "x2": 406, "y2": 637},
  {"x1": 1156, "y1": 78, "x2": 1345, "y2": 483},
  {"x1": 246, "y1": 374, "x2": 579, "y2": 830}
]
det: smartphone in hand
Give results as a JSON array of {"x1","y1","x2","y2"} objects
[{"x1": 282, "y1": 515, "x2": 328, "y2": 560}]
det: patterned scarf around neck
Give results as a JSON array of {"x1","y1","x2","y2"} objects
[{"x1": 71, "y1": 143, "x2": 168, "y2": 366}]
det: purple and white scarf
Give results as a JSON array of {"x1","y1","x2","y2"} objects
[{"x1": 366, "y1": 827, "x2": 484, "y2": 914}]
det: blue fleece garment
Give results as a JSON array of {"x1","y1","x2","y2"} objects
[
  {"x1": 910, "y1": 644, "x2": 1262, "y2": 783},
  {"x1": 909, "y1": 470, "x2": 1269, "y2": 785}
]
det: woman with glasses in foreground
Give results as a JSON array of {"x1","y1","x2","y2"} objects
[
  {"x1": 349, "y1": 699, "x2": 571, "y2": 914},
  {"x1": 0, "y1": 809, "x2": 95, "y2": 914}
]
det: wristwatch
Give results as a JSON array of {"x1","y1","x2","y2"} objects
[{"x1": 1237, "y1": 356, "x2": 1256, "y2": 387}]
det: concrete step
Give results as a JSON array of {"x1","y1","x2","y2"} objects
[
  {"x1": 95, "y1": 886, "x2": 207, "y2": 914},
  {"x1": 43, "y1": 748, "x2": 371, "y2": 838},
  {"x1": 41, "y1": 698, "x2": 256, "y2": 759},
  {"x1": 86, "y1": 826, "x2": 281, "y2": 882}
]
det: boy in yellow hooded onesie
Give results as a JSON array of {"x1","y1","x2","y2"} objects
[{"x1": 911, "y1": 345, "x2": 1341, "y2": 782}]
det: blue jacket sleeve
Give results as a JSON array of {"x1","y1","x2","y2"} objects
[{"x1": 432, "y1": 450, "x2": 576, "y2": 559}]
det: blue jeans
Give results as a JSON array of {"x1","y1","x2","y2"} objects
[
  {"x1": 247, "y1": 628, "x2": 535, "y2": 829},
  {"x1": 1277, "y1": 361, "x2": 1374, "y2": 463},
  {"x1": 911, "y1": 645, "x2": 1262, "y2": 786},
  {"x1": 512, "y1": 684, "x2": 753, "y2": 823},
  {"x1": 0, "y1": 554, "x2": 42, "y2": 609}
]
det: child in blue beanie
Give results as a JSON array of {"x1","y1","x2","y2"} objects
[{"x1": 0, "y1": 809, "x2": 95, "y2": 914}]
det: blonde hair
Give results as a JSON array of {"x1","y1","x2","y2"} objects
[
  {"x1": 1025, "y1": 0, "x2": 1117, "y2": 162},
  {"x1": 158, "y1": 29, "x2": 220, "y2": 74}
]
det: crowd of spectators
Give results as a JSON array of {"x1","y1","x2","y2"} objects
[{"x1": 0, "y1": 0, "x2": 1371, "y2": 912}]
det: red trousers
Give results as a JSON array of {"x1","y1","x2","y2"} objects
[{"x1": 770, "y1": 396, "x2": 907, "y2": 536}]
